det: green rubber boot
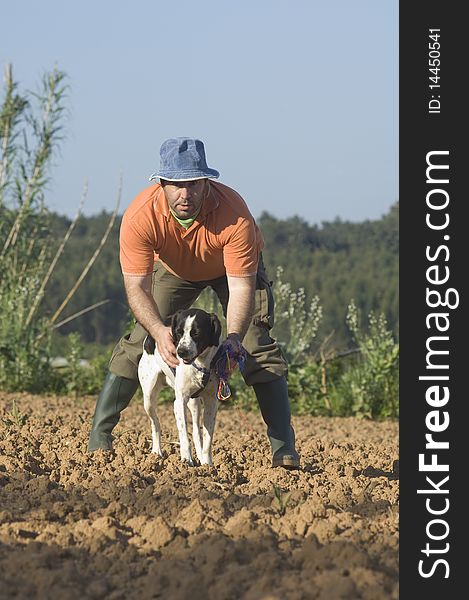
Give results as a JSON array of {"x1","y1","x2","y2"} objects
[
  {"x1": 253, "y1": 377, "x2": 300, "y2": 469},
  {"x1": 87, "y1": 372, "x2": 139, "y2": 452}
]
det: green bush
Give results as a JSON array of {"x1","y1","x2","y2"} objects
[
  {"x1": 328, "y1": 300, "x2": 399, "y2": 418},
  {"x1": 0, "y1": 65, "x2": 67, "y2": 392},
  {"x1": 288, "y1": 361, "x2": 335, "y2": 416},
  {"x1": 1, "y1": 65, "x2": 119, "y2": 395}
]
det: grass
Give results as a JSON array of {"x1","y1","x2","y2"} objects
[
  {"x1": 2, "y1": 399, "x2": 28, "y2": 428},
  {"x1": 272, "y1": 483, "x2": 292, "y2": 516}
]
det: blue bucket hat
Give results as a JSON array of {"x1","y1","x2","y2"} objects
[{"x1": 149, "y1": 137, "x2": 220, "y2": 182}]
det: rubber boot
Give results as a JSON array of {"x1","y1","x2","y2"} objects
[
  {"x1": 253, "y1": 376, "x2": 300, "y2": 469},
  {"x1": 87, "y1": 372, "x2": 139, "y2": 452}
]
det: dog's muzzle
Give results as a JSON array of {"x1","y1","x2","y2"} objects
[{"x1": 176, "y1": 346, "x2": 196, "y2": 364}]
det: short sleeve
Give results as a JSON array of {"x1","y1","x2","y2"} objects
[
  {"x1": 119, "y1": 212, "x2": 155, "y2": 276},
  {"x1": 223, "y1": 218, "x2": 259, "y2": 277}
]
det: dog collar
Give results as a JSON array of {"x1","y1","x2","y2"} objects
[{"x1": 191, "y1": 362, "x2": 211, "y2": 397}]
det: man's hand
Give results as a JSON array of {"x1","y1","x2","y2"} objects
[
  {"x1": 222, "y1": 333, "x2": 245, "y2": 378},
  {"x1": 153, "y1": 323, "x2": 180, "y2": 369},
  {"x1": 225, "y1": 332, "x2": 243, "y2": 352},
  {"x1": 123, "y1": 274, "x2": 180, "y2": 368}
]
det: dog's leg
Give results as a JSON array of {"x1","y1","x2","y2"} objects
[
  {"x1": 187, "y1": 397, "x2": 203, "y2": 463},
  {"x1": 201, "y1": 392, "x2": 218, "y2": 466},
  {"x1": 174, "y1": 392, "x2": 194, "y2": 466},
  {"x1": 142, "y1": 373, "x2": 164, "y2": 456}
]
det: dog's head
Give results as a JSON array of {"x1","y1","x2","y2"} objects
[{"x1": 171, "y1": 308, "x2": 222, "y2": 364}]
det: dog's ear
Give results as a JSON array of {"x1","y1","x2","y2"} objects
[
  {"x1": 210, "y1": 314, "x2": 222, "y2": 346},
  {"x1": 170, "y1": 311, "x2": 182, "y2": 343}
]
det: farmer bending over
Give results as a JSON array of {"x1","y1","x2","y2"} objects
[{"x1": 87, "y1": 137, "x2": 300, "y2": 469}]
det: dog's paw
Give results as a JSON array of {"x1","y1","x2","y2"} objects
[
  {"x1": 181, "y1": 457, "x2": 195, "y2": 467},
  {"x1": 199, "y1": 452, "x2": 213, "y2": 466}
]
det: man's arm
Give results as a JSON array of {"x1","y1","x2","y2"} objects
[
  {"x1": 226, "y1": 273, "x2": 256, "y2": 342},
  {"x1": 123, "y1": 274, "x2": 179, "y2": 368}
]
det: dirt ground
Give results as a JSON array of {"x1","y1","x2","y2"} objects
[{"x1": 0, "y1": 391, "x2": 399, "y2": 600}]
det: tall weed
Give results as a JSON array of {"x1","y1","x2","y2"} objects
[
  {"x1": 271, "y1": 266, "x2": 323, "y2": 363},
  {"x1": 0, "y1": 65, "x2": 67, "y2": 391},
  {"x1": 0, "y1": 65, "x2": 119, "y2": 393},
  {"x1": 329, "y1": 300, "x2": 399, "y2": 418}
]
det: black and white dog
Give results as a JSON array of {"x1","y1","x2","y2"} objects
[{"x1": 138, "y1": 308, "x2": 222, "y2": 466}]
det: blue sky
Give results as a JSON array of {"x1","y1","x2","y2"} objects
[{"x1": 2, "y1": 0, "x2": 398, "y2": 225}]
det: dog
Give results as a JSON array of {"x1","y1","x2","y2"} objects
[{"x1": 138, "y1": 308, "x2": 222, "y2": 466}]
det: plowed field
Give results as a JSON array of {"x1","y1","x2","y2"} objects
[{"x1": 0, "y1": 392, "x2": 399, "y2": 600}]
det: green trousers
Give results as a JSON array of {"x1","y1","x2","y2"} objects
[{"x1": 108, "y1": 258, "x2": 288, "y2": 386}]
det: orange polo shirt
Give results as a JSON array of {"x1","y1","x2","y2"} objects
[{"x1": 119, "y1": 181, "x2": 264, "y2": 281}]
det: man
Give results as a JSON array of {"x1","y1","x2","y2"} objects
[{"x1": 88, "y1": 137, "x2": 300, "y2": 468}]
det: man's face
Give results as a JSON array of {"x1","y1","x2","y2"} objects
[{"x1": 161, "y1": 179, "x2": 208, "y2": 219}]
